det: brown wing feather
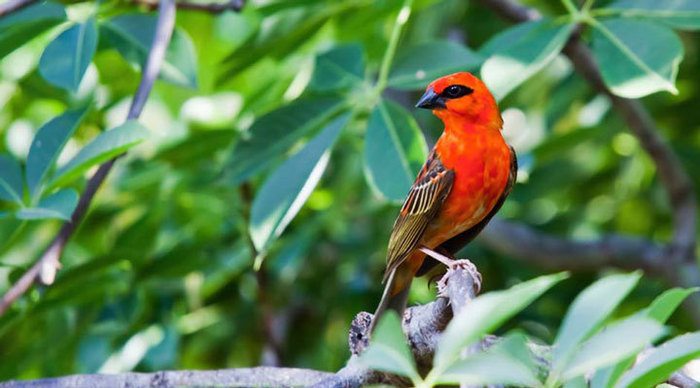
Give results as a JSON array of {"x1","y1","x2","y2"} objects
[
  {"x1": 416, "y1": 145, "x2": 517, "y2": 276},
  {"x1": 382, "y1": 151, "x2": 454, "y2": 283}
]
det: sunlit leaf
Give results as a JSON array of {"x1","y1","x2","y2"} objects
[
  {"x1": 616, "y1": 332, "x2": 700, "y2": 388},
  {"x1": 363, "y1": 99, "x2": 428, "y2": 202},
  {"x1": 436, "y1": 333, "x2": 542, "y2": 387},
  {"x1": 226, "y1": 97, "x2": 346, "y2": 183},
  {"x1": 48, "y1": 121, "x2": 149, "y2": 190},
  {"x1": 0, "y1": 155, "x2": 24, "y2": 204},
  {"x1": 608, "y1": 0, "x2": 700, "y2": 30},
  {"x1": 250, "y1": 114, "x2": 349, "y2": 252},
  {"x1": 552, "y1": 272, "x2": 641, "y2": 373},
  {"x1": 480, "y1": 19, "x2": 574, "y2": 100},
  {"x1": 26, "y1": 106, "x2": 90, "y2": 200},
  {"x1": 388, "y1": 40, "x2": 483, "y2": 90},
  {"x1": 434, "y1": 273, "x2": 566, "y2": 370},
  {"x1": 592, "y1": 287, "x2": 698, "y2": 388},
  {"x1": 100, "y1": 14, "x2": 198, "y2": 88},
  {"x1": 561, "y1": 317, "x2": 664, "y2": 380},
  {"x1": 308, "y1": 44, "x2": 364, "y2": 92},
  {"x1": 0, "y1": 2, "x2": 66, "y2": 58},
  {"x1": 357, "y1": 311, "x2": 419, "y2": 381},
  {"x1": 591, "y1": 19, "x2": 682, "y2": 98},
  {"x1": 16, "y1": 189, "x2": 78, "y2": 221},
  {"x1": 38, "y1": 18, "x2": 98, "y2": 92}
]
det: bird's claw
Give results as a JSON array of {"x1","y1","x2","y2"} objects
[{"x1": 437, "y1": 259, "x2": 482, "y2": 298}]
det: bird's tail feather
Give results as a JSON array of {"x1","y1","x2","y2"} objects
[{"x1": 369, "y1": 268, "x2": 410, "y2": 334}]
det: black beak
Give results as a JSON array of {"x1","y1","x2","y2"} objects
[{"x1": 415, "y1": 88, "x2": 446, "y2": 110}]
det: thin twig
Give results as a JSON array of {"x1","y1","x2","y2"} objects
[
  {"x1": 0, "y1": 0, "x2": 36, "y2": 17},
  {"x1": 0, "y1": 0, "x2": 177, "y2": 317},
  {"x1": 130, "y1": 0, "x2": 244, "y2": 13}
]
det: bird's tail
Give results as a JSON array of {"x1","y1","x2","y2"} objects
[{"x1": 369, "y1": 268, "x2": 410, "y2": 334}]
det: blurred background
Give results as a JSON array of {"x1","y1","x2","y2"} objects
[{"x1": 0, "y1": 0, "x2": 698, "y2": 380}]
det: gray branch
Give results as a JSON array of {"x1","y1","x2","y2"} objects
[
  {"x1": 0, "y1": 0, "x2": 178, "y2": 316},
  {"x1": 2, "y1": 267, "x2": 696, "y2": 388}
]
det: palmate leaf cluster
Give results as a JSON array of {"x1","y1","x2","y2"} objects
[{"x1": 0, "y1": 0, "x2": 699, "y2": 382}]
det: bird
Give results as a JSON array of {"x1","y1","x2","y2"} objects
[{"x1": 371, "y1": 72, "x2": 517, "y2": 331}]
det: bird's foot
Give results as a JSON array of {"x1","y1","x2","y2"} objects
[{"x1": 419, "y1": 246, "x2": 482, "y2": 296}]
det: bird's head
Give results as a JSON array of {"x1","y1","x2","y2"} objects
[{"x1": 416, "y1": 72, "x2": 501, "y2": 130}]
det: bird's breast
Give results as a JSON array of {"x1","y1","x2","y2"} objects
[{"x1": 422, "y1": 130, "x2": 512, "y2": 246}]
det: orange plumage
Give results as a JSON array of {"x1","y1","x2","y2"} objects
[{"x1": 372, "y1": 72, "x2": 516, "y2": 327}]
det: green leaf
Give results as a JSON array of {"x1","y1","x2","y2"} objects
[
  {"x1": 226, "y1": 97, "x2": 346, "y2": 183},
  {"x1": 250, "y1": 114, "x2": 349, "y2": 252},
  {"x1": 388, "y1": 40, "x2": 483, "y2": 90},
  {"x1": 561, "y1": 317, "x2": 665, "y2": 380},
  {"x1": 0, "y1": 155, "x2": 24, "y2": 204},
  {"x1": 26, "y1": 106, "x2": 90, "y2": 200},
  {"x1": 0, "y1": 2, "x2": 66, "y2": 58},
  {"x1": 591, "y1": 287, "x2": 697, "y2": 388},
  {"x1": 16, "y1": 189, "x2": 78, "y2": 221},
  {"x1": 552, "y1": 272, "x2": 642, "y2": 373},
  {"x1": 616, "y1": 332, "x2": 700, "y2": 388},
  {"x1": 645, "y1": 287, "x2": 698, "y2": 323},
  {"x1": 591, "y1": 19, "x2": 682, "y2": 98},
  {"x1": 356, "y1": 311, "x2": 419, "y2": 381},
  {"x1": 363, "y1": 100, "x2": 428, "y2": 202},
  {"x1": 480, "y1": 19, "x2": 574, "y2": 100},
  {"x1": 436, "y1": 334, "x2": 542, "y2": 387},
  {"x1": 100, "y1": 14, "x2": 198, "y2": 88},
  {"x1": 434, "y1": 273, "x2": 567, "y2": 370},
  {"x1": 38, "y1": 19, "x2": 98, "y2": 93},
  {"x1": 608, "y1": 0, "x2": 700, "y2": 30},
  {"x1": 48, "y1": 121, "x2": 149, "y2": 190},
  {"x1": 308, "y1": 44, "x2": 364, "y2": 92}
]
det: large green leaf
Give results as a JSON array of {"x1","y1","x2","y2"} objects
[
  {"x1": 0, "y1": 2, "x2": 66, "y2": 58},
  {"x1": 308, "y1": 44, "x2": 364, "y2": 92},
  {"x1": 436, "y1": 334, "x2": 542, "y2": 387},
  {"x1": 388, "y1": 40, "x2": 483, "y2": 90},
  {"x1": 16, "y1": 189, "x2": 78, "y2": 221},
  {"x1": 226, "y1": 97, "x2": 346, "y2": 183},
  {"x1": 552, "y1": 272, "x2": 641, "y2": 373},
  {"x1": 480, "y1": 19, "x2": 574, "y2": 100},
  {"x1": 249, "y1": 114, "x2": 349, "y2": 252},
  {"x1": 434, "y1": 273, "x2": 566, "y2": 371},
  {"x1": 356, "y1": 311, "x2": 419, "y2": 381},
  {"x1": 591, "y1": 287, "x2": 698, "y2": 388},
  {"x1": 363, "y1": 99, "x2": 428, "y2": 202},
  {"x1": 26, "y1": 106, "x2": 90, "y2": 200},
  {"x1": 100, "y1": 14, "x2": 198, "y2": 88},
  {"x1": 591, "y1": 19, "x2": 682, "y2": 98},
  {"x1": 39, "y1": 19, "x2": 98, "y2": 93},
  {"x1": 0, "y1": 155, "x2": 24, "y2": 204},
  {"x1": 616, "y1": 332, "x2": 700, "y2": 388},
  {"x1": 560, "y1": 317, "x2": 664, "y2": 380},
  {"x1": 48, "y1": 121, "x2": 149, "y2": 190},
  {"x1": 608, "y1": 0, "x2": 700, "y2": 30}
]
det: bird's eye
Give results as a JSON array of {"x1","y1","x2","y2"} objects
[{"x1": 441, "y1": 85, "x2": 473, "y2": 99}]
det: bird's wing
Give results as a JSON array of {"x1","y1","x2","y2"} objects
[
  {"x1": 382, "y1": 150, "x2": 454, "y2": 283},
  {"x1": 416, "y1": 145, "x2": 517, "y2": 276}
]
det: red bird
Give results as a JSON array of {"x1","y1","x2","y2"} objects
[{"x1": 372, "y1": 72, "x2": 516, "y2": 327}]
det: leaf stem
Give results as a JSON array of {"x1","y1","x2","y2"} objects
[
  {"x1": 375, "y1": 0, "x2": 413, "y2": 92},
  {"x1": 560, "y1": 0, "x2": 577, "y2": 15}
]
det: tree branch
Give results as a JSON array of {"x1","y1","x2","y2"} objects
[
  {"x1": 3, "y1": 267, "x2": 696, "y2": 387},
  {"x1": 130, "y1": 0, "x2": 244, "y2": 13},
  {"x1": 0, "y1": 0, "x2": 178, "y2": 317},
  {"x1": 0, "y1": 0, "x2": 36, "y2": 17},
  {"x1": 476, "y1": 0, "x2": 700, "y2": 324}
]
